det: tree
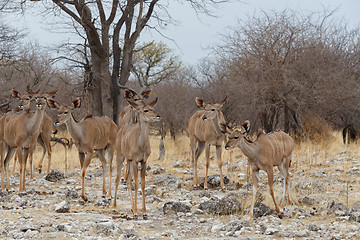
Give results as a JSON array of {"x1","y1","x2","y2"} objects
[
  {"x1": 132, "y1": 41, "x2": 182, "y2": 87},
  {"x1": 155, "y1": 68, "x2": 197, "y2": 139},
  {"x1": 21, "y1": 0, "x2": 231, "y2": 123},
  {"x1": 206, "y1": 10, "x2": 360, "y2": 135}
]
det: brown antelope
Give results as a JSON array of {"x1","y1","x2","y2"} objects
[
  {"x1": 47, "y1": 98, "x2": 117, "y2": 202},
  {"x1": 2, "y1": 93, "x2": 53, "y2": 192},
  {"x1": 188, "y1": 96, "x2": 227, "y2": 190},
  {"x1": 220, "y1": 121, "x2": 295, "y2": 218},
  {"x1": 113, "y1": 97, "x2": 160, "y2": 220},
  {"x1": 11, "y1": 90, "x2": 55, "y2": 177},
  {"x1": 117, "y1": 85, "x2": 151, "y2": 182}
]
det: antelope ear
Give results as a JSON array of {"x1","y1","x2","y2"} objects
[
  {"x1": 219, "y1": 123, "x2": 232, "y2": 134},
  {"x1": 148, "y1": 97, "x2": 158, "y2": 108},
  {"x1": 124, "y1": 89, "x2": 134, "y2": 99},
  {"x1": 47, "y1": 99, "x2": 61, "y2": 109},
  {"x1": 141, "y1": 89, "x2": 152, "y2": 99},
  {"x1": 72, "y1": 98, "x2": 81, "y2": 109},
  {"x1": 195, "y1": 97, "x2": 204, "y2": 108},
  {"x1": 12, "y1": 90, "x2": 20, "y2": 98},
  {"x1": 241, "y1": 120, "x2": 251, "y2": 134},
  {"x1": 217, "y1": 96, "x2": 227, "y2": 108}
]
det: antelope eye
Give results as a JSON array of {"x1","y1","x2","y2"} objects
[
  {"x1": 64, "y1": 111, "x2": 68, "y2": 114},
  {"x1": 234, "y1": 136, "x2": 239, "y2": 139},
  {"x1": 211, "y1": 109, "x2": 215, "y2": 111},
  {"x1": 144, "y1": 110, "x2": 149, "y2": 112}
]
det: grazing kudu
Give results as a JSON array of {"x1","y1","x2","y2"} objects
[
  {"x1": 11, "y1": 90, "x2": 55, "y2": 177},
  {"x1": 188, "y1": 96, "x2": 227, "y2": 190},
  {"x1": 47, "y1": 98, "x2": 117, "y2": 202},
  {"x1": 113, "y1": 97, "x2": 160, "y2": 220},
  {"x1": 2, "y1": 92, "x2": 53, "y2": 192},
  {"x1": 220, "y1": 121, "x2": 295, "y2": 218}
]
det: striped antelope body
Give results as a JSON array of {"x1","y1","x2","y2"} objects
[
  {"x1": 117, "y1": 85, "x2": 151, "y2": 182},
  {"x1": 188, "y1": 96, "x2": 227, "y2": 190},
  {"x1": 48, "y1": 98, "x2": 117, "y2": 202},
  {"x1": 220, "y1": 121, "x2": 295, "y2": 218},
  {"x1": 2, "y1": 92, "x2": 54, "y2": 192},
  {"x1": 11, "y1": 90, "x2": 56, "y2": 176},
  {"x1": 113, "y1": 97, "x2": 160, "y2": 220}
]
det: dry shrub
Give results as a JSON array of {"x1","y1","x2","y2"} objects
[{"x1": 301, "y1": 114, "x2": 335, "y2": 146}]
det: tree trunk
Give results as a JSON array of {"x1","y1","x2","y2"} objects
[
  {"x1": 284, "y1": 101, "x2": 290, "y2": 133},
  {"x1": 159, "y1": 136, "x2": 165, "y2": 160}
]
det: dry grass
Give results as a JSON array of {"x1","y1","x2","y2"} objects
[
  {"x1": 16, "y1": 130, "x2": 359, "y2": 212},
  {"x1": 25, "y1": 129, "x2": 356, "y2": 176}
]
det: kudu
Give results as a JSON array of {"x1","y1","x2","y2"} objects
[
  {"x1": 47, "y1": 98, "x2": 117, "y2": 202},
  {"x1": 117, "y1": 85, "x2": 151, "y2": 182},
  {"x1": 113, "y1": 97, "x2": 160, "y2": 220},
  {"x1": 188, "y1": 96, "x2": 227, "y2": 190},
  {"x1": 220, "y1": 121, "x2": 295, "y2": 218},
  {"x1": 1, "y1": 92, "x2": 53, "y2": 192},
  {"x1": 11, "y1": 90, "x2": 55, "y2": 177},
  {"x1": 117, "y1": 85, "x2": 151, "y2": 129}
]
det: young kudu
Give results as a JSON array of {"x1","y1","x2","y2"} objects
[
  {"x1": 188, "y1": 96, "x2": 227, "y2": 190},
  {"x1": 2, "y1": 92, "x2": 53, "y2": 192},
  {"x1": 113, "y1": 97, "x2": 160, "y2": 220},
  {"x1": 11, "y1": 90, "x2": 55, "y2": 177},
  {"x1": 48, "y1": 98, "x2": 117, "y2": 202},
  {"x1": 220, "y1": 121, "x2": 295, "y2": 218}
]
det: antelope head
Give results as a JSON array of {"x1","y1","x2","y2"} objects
[
  {"x1": 196, "y1": 96, "x2": 227, "y2": 122},
  {"x1": 119, "y1": 85, "x2": 151, "y2": 107},
  {"x1": 31, "y1": 90, "x2": 58, "y2": 111},
  {"x1": 127, "y1": 97, "x2": 161, "y2": 123},
  {"x1": 12, "y1": 89, "x2": 57, "y2": 110},
  {"x1": 220, "y1": 120, "x2": 251, "y2": 150},
  {"x1": 47, "y1": 98, "x2": 81, "y2": 126},
  {"x1": 12, "y1": 90, "x2": 33, "y2": 110}
]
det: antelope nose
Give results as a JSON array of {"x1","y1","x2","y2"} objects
[
  {"x1": 225, "y1": 145, "x2": 229, "y2": 150},
  {"x1": 202, "y1": 116, "x2": 207, "y2": 121}
]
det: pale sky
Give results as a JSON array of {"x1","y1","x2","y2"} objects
[{"x1": 7, "y1": 0, "x2": 360, "y2": 66}]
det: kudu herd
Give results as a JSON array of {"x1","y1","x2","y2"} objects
[{"x1": 0, "y1": 86, "x2": 297, "y2": 219}]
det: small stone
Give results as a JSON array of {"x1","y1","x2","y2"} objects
[
  {"x1": 96, "y1": 221, "x2": 115, "y2": 235},
  {"x1": 55, "y1": 201, "x2": 70, "y2": 213},
  {"x1": 265, "y1": 227, "x2": 279, "y2": 235}
]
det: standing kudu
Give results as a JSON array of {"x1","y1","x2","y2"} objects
[
  {"x1": 188, "y1": 96, "x2": 227, "y2": 190},
  {"x1": 113, "y1": 97, "x2": 160, "y2": 220},
  {"x1": 220, "y1": 121, "x2": 295, "y2": 218},
  {"x1": 2, "y1": 92, "x2": 54, "y2": 192},
  {"x1": 117, "y1": 85, "x2": 151, "y2": 182},
  {"x1": 47, "y1": 98, "x2": 117, "y2": 202},
  {"x1": 11, "y1": 90, "x2": 56, "y2": 176}
]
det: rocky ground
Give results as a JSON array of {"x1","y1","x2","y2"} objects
[{"x1": 0, "y1": 149, "x2": 360, "y2": 240}]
